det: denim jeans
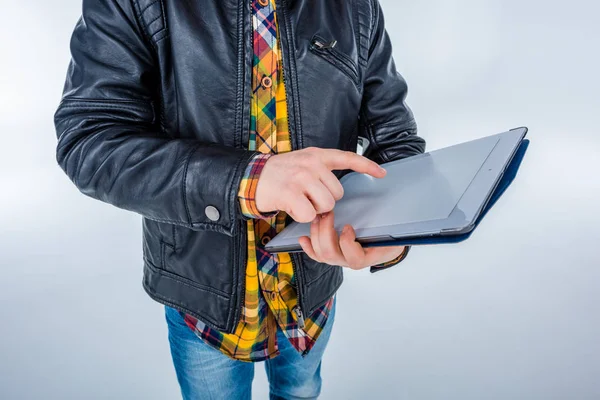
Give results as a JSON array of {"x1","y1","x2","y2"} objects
[{"x1": 165, "y1": 296, "x2": 337, "y2": 400}]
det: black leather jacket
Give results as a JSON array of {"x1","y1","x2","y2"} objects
[{"x1": 54, "y1": 0, "x2": 426, "y2": 334}]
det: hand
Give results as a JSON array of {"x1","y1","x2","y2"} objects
[
  {"x1": 298, "y1": 210, "x2": 406, "y2": 270},
  {"x1": 254, "y1": 147, "x2": 386, "y2": 223}
]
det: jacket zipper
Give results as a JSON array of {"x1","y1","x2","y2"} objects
[
  {"x1": 309, "y1": 35, "x2": 360, "y2": 86},
  {"x1": 283, "y1": 64, "x2": 307, "y2": 328},
  {"x1": 276, "y1": 0, "x2": 307, "y2": 326},
  {"x1": 233, "y1": 0, "x2": 306, "y2": 332},
  {"x1": 290, "y1": 253, "x2": 306, "y2": 329},
  {"x1": 232, "y1": 218, "x2": 247, "y2": 331}
]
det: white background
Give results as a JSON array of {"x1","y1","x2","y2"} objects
[{"x1": 1, "y1": 0, "x2": 599, "y2": 398}]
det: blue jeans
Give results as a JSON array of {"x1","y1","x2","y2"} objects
[{"x1": 165, "y1": 297, "x2": 336, "y2": 400}]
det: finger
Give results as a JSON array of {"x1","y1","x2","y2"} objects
[
  {"x1": 317, "y1": 211, "x2": 345, "y2": 264},
  {"x1": 317, "y1": 167, "x2": 344, "y2": 201},
  {"x1": 364, "y1": 245, "x2": 405, "y2": 266},
  {"x1": 318, "y1": 148, "x2": 386, "y2": 178},
  {"x1": 298, "y1": 236, "x2": 320, "y2": 262},
  {"x1": 286, "y1": 191, "x2": 317, "y2": 223},
  {"x1": 310, "y1": 214, "x2": 322, "y2": 258},
  {"x1": 339, "y1": 224, "x2": 367, "y2": 270},
  {"x1": 303, "y1": 180, "x2": 336, "y2": 214}
]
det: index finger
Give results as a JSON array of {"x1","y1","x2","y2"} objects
[{"x1": 317, "y1": 149, "x2": 386, "y2": 178}]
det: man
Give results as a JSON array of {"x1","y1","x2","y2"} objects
[{"x1": 54, "y1": 0, "x2": 426, "y2": 398}]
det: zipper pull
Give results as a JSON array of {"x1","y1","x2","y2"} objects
[
  {"x1": 293, "y1": 305, "x2": 306, "y2": 329},
  {"x1": 312, "y1": 38, "x2": 337, "y2": 50}
]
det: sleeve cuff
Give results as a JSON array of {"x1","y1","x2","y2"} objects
[
  {"x1": 369, "y1": 246, "x2": 411, "y2": 273},
  {"x1": 238, "y1": 152, "x2": 280, "y2": 220}
]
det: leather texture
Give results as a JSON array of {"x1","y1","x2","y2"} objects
[{"x1": 54, "y1": 0, "x2": 426, "y2": 334}]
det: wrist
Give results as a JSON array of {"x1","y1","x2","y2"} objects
[{"x1": 238, "y1": 152, "x2": 279, "y2": 220}]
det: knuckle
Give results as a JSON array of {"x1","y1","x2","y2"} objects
[
  {"x1": 325, "y1": 197, "x2": 336, "y2": 211},
  {"x1": 347, "y1": 262, "x2": 360, "y2": 270},
  {"x1": 315, "y1": 204, "x2": 331, "y2": 214},
  {"x1": 296, "y1": 208, "x2": 316, "y2": 224},
  {"x1": 320, "y1": 249, "x2": 336, "y2": 260},
  {"x1": 296, "y1": 169, "x2": 313, "y2": 181},
  {"x1": 349, "y1": 261, "x2": 362, "y2": 270},
  {"x1": 286, "y1": 182, "x2": 303, "y2": 197},
  {"x1": 304, "y1": 213, "x2": 317, "y2": 224},
  {"x1": 347, "y1": 255, "x2": 364, "y2": 269}
]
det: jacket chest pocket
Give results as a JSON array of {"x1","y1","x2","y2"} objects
[{"x1": 308, "y1": 34, "x2": 360, "y2": 88}]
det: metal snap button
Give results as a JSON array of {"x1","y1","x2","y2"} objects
[
  {"x1": 261, "y1": 236, "x2": 271, "y2": 245},
  {"x1": 205, "y1": 205, "x2": 220, "y2": 221},
  {"x1": 258, "y1": 0, "x2": 269, "y2": 7},
  {"x1": 261, "y1": 75, "x2": 273, "y2": 89}
]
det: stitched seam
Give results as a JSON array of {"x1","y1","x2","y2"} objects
[
  {"x1": 147, "y1": 2, "x2": 167, "y2": 41},
  {"x1": 59, "y1": 97, "x2": 151, "y2": 105},
  {"x1": 132, "y1": 0, "x2": 156, "y2": 50},
  {"x1": 360, "y1": 109, "x2": 385, "y2": 162},
  {"x1": 142, "y1": 280, "x2": 228, "y2": 330},
  {"x1": 150, "y1": 249, "x2": 231, "y2": 299},
  {"x1": 156, "y1": 0, "x2": 167, "y2": 40},
  {"x1": 282, "y1": 0, "x2": 303, "y2": 149},
  {"x1": 369, "y1": 118, "x2": 417, "y2": 130},
  {"x1": 172, "y1": 224, "x2": 177, "y2": 250},
  {"x1": 227, "y1": 151, "x2": 250, "y2": 232},
  {"x1": 305, "y1": 264, "x2": 334, "y2": 287},
  {"x1": 57, "y1": 104, "x2": 151, "y2": 114},
  {"x1": 356, "y1": 2, "x2": 370, "y2": 69},
  {"x1": 233, "y1": 0, "x2": 245, "y2": 150},
  {"x1": 145, "y1": 13, "x2": 162, "y2": 29},
  {"x1": 139, "y1": 0, "x2": 159, "y2": 16},
  {"x1": 370, "y1": 0, "x2": 378, "y2": 44},
  {"x1": 160, "y1": 0, "x2": 179, "y2": 152},
  {"x1": 58, "y1": 99, "x2": 153, "y2": 115},
  {"x1": 309, "y1": 50, "x2": 360, "y2": 87},
  {"x1": 154, "y1": 30, "x2": 168, "y2": 43},
  {"x1": 352, "y1": 0, "x2": 361, "y2": 70},
  {"x1": 307, "y1": 268, "x2": 343, "y2": 315},
  {"x1": 182, "y1": 142, "x2": 203, "y2": 226},
  {"x1": 228, "y1": 218, "x2": 236, "y2": 328},
  {"x1": 226, "y1": 0, "x2": 247, "y2": 330},
  {"x1": 311, "y1": 34, "x2": 359, "y2": 72}
]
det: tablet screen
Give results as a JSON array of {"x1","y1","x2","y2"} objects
[{"x1": 330, "y1": 134, "x2": 501, "y2": 230}]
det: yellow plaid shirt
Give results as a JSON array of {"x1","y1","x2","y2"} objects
[{"x1": 180, "y1": 0, "x2": 407, "y2": 362}]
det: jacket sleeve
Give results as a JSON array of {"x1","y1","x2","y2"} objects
[
  {"x1": 359, "y1": 0, "x2": 426, "y2": 271},
  {"x1": 369, "y1": 245, "x2": 410, "y2": 273},
  {"x1": 359, "y1": 0, "x2": 426, "y2": 165},
  {"x1": 54, "y1": 0, "x2": 261, "y2": 237}
]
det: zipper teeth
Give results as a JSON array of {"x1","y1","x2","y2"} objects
[
  {"x1": 282, "y1": 60, "x2": 307, "y2": 318},
  {"x1": 277, "y1": 0, "x2": 305, "y2": 318},
  {"x1": 233, "y1": 220, "x2": 246, "y2": 329},
  {"x1": 240, "y1": 229, "x2": 246, "y2": 323},
  {"x1": 290, "y1": 253, "x2": 305, "y2": 321}
]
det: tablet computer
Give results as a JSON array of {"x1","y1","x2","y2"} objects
[{"x1": 264, "y1": 127, "x2": 528, "y2": 253}]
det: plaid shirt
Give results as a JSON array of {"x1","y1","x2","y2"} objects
[{"x1": 180, "y1": 0, "x2": 408, "y2": 362}]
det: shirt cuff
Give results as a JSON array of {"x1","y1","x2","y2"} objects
[
  {"x1": 369, "y1": 246, "x2": 411, "y2": 273},
  {"x1": 238, "y1": 153, "x2": 280, "y2": 220}
]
